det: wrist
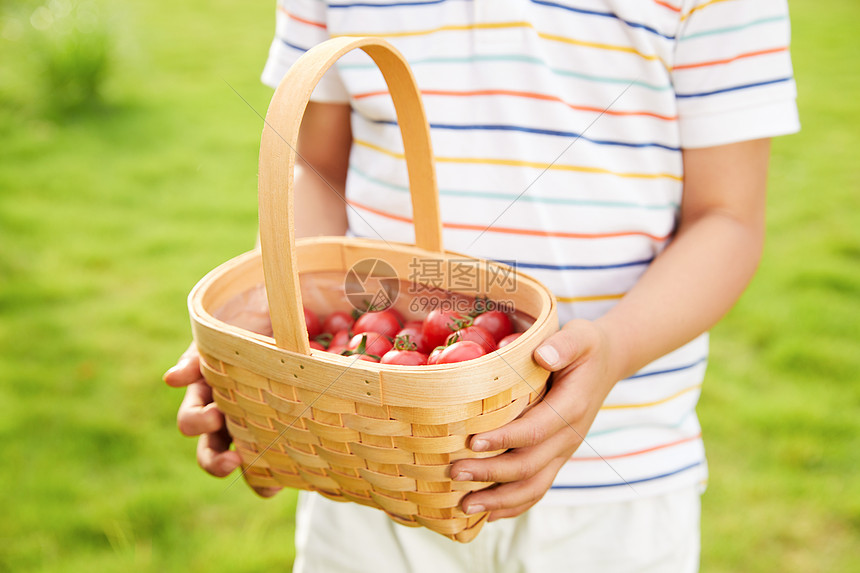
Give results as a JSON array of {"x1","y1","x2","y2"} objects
[{"x1": 593, "y1": 313, "x2": 636, "y2": 383}]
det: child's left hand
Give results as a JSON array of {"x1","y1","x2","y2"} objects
[{"x1": 450, "y1": 318, "x2": 620, "y2": 522}]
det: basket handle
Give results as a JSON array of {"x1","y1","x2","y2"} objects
[{"x1": 259, "y1": 37, "x2": 443, "y2": 353}]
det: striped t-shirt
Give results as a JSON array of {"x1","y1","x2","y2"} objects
[{"x1": 261, "y1": 0, "x2": 800, "y2": 504}]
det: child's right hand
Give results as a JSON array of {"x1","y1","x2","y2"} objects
[{"x1": 163, "y1": 343, "x2": 281, "y2": 498}]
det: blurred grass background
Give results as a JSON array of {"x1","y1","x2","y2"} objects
[{"x1": 0, "y1": 0, "x2": 857, "y2": 571}]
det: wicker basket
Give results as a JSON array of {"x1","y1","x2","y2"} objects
[{"x1": 188, "y1": 37, "x2": 558, "y2": 543}]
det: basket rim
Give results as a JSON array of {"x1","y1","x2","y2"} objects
[{"x1": 189, "y1": 235, "x2": 557, "y2": 374}]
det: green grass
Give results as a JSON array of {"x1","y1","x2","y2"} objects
[{"x1": 1, "y1": 0, "x2": 858, "y2": 571}]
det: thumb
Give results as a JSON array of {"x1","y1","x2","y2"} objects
[
  {"x1": 533, "y1": 319, "x2": 597, "y2": 371},
  {"x1": 164, "y1": 343, "x2": 202, "y2": 387}
]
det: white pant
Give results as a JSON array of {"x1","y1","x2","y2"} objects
[{"x1": 293, "y1": 486, "x2": 701, "y2": 573}]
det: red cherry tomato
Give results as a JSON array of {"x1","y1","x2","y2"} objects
[
  {"x1": 422, "y1": 309, "x2": 467, "y2": 349},
  {"x1": 347, "y1": 332, "x2": 393, "y2": 359},
  {"x1": 473, "y1": 310, "x2": 513, "y2": 343},
  {"x1": 446, "y1": 325, "x2": 496, "y2": 354},
  {"x1": 322, "y1": 311, "x2": 354, "y2": 335},
  {"x1": 386, "y1": 307, "x2": 406, "y2": 327},
  {"x1": 497, "y1": 332, "x2": 523, "y2": 349},
  {"x1": 380, "y1": 349, "x2": 429, "y2": 366},
  {"x1": 308, "y1": 340, "x2": 325, "y2": 351},
  {"x1": 354, "y1": 310, "x2": 401, "y2": 339},
  {"x1": 330, "y1": 329, "x2": 351, "y2": 349},
  {"x1": 427, "y1": 346, "x2": 445, "y2": 365},
  {"x1": 435, "y1": 341, "x2": 487, "y2": 364},
  {"x1": 394, "y1": 325, "x2": 430, "y2": 354},
  {"x1": 304, "y1": 307, "x2": 322, "y2": 339}
]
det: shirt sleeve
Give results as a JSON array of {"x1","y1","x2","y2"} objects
[
  {"x1": 672, "y1": 0, "x2": 800, "y2": 148},
  {"x1": 260, "y1": 0, "x2": 350, "y2": 103}
]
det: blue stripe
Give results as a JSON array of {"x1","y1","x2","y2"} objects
[
  {"x1": 550, "y1": 460, "x2": 702, "y2": 489},
  {"x1": 676, "y1": 77, "x2": 793, "y2": 99},
  {"x1": 279, "y1": 38, "x2": 310, "y2": 53},
  {"x1": 493, "y1": 258, "x2": 653, "y2": 271},
  {"x1": 623, "y1": 357, "x2": 708, "y2": 381},
  {"x1": 529, "y1": 0, "x2": 675, "y2": 41},
  {"x1": 370, "y1": 118, "x2": 680, "y2": 151}
]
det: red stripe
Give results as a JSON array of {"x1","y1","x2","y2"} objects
[
  {"x1": 277, "y1": 5, "x2": 327, "y2": 29},
  {"x1": 571, "y1": 433, "x2": 702, "y2": 462},
  {"x1": 654, "y1": 0, "x2": 681, "y2": 12},
  {"x1": 347, "y1": 199, "x2": 671, "y2": 241},
  {"x1": 353, "y1": 88, "x2": 678, "y2": 121},
  {"x1": 673, "y1": 46, "x2": 788, "y2": 71}
]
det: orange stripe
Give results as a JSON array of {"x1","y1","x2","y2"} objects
[
  {"x1": 672, "y1": 46, "x2": 788, "y2": 71},
  {"x1": 277, "y1": 5, "x2": 326, "y2": 29},
  {"x1": 654, "y1": 0, "x2": 681, "y2": 12},
  {"x1": 353, "y1": 89, "x2": 678, "y2": 121},
  {"x1": 347, "y1": 199, "x2": 671, "y2": 241},
  {"x1": 571, "y1": 433, "x2": 702, "y2": 462}
]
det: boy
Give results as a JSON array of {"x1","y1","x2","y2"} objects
[{"x1": 165, "y1": 1, "x2": 799, "y2": 570}]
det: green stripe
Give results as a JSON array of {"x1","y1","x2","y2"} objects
[
  {"x1": 340, "y1": 54, "x2": 671, "y2": 92},
  {"x1": 349, "y1": 165, "x2": 679, "y2": 211},
  {"x1": 587, "y1": 412, "x2": 694, "y2": 439},
  {"x1": 679, "y1": 15, "x2": 787, "y2": 41}
]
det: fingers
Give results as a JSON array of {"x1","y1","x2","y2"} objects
[
  {"x1": 467, "y1": 384, "x2": 588, "y2": 453},
  {"x1": 252, "y1": 486, "x2": 283, "y2": 498},
  {"x1": 163, "y1": 343, "x2": 202, "y2": 388},
  {"x1": 461, "y1": 456, "x2": 566, "y2": 517},
  {"x1": 197, "y1": 426, "x2": 242, "y2": 477},
  {"x1": 453, "y1": 424, "x2": 580, "y2": 484},
  {"x1": 197, "y1": 429, "x2": 282, "y2": 497},
  {"x1": 487, "y1": 500, "x2": 538, "y2": 522},
  {"x1": 177, "y1": 380, "x2": 224, "y2": 436},
  {"x1": 533, "y1": 319, "x2": 600, "y2": 371}
]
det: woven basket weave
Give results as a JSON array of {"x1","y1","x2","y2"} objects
[{"x1": 188, "y1": 37, "x2": 558, "y2": 543}]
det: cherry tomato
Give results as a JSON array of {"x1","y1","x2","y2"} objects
[
  {"x1": 394, "y1": 325, "x2": 430, "y2": 354},
  {"x1": 472, "y1": 310, "x2": 513, "y2": 343},
  {"x1": 380, "y1": 349, "x2": 429, "y2": 366},
  {"x1": 386, "y1": 307, "x2": 406, "y2": 327},
  {"x1": 435, "y1": 341, "x2": 487, "y2": 364},
  {"x1": 330, "y1": 329, "x2": 351, "y2": 349},
  {"x1": 422, "y1": 309, "x2": 467, "y2": 349},
  {"x1": 308, "y1": 340, "x2": 325, "y2": 351},
  {"x1": 304, "y1": 307, "x2": 322, "y2": 339},
  {"x1": 427, "y1": 346, "x2": 445, "y2": 365},
  {"x1": 347, "y1": 332, "x2": 393, "y2": 359},
  {"x1": 354, "y1": 310, "x2": 401, "y2": 339},
  {"x1": 497, "y1": 332, "x2": 523, "y2": 349},
  {"x1": 446, "y1": 325, "x2": 496, "y2": 354},
  {"x1": 322, "y1": 311, "x2": 354, "y2": 335}
]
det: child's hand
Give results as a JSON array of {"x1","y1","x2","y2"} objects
[
  {"x1": 163, "y1": 343, "x2": 281, "y2": 498},
  {"x1": 450, "y1": 319, "x2": 618, "y2": 522}
]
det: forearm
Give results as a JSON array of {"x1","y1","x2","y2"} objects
[
  {"x1": 293, "y1": 162, "x2": 348, "y2": 238},
  {"x1": 597, "y1": 210, "x2": 763, "y2": 381},
  {"x1": 596, "y1": 139, "x2": 771, "y2": 381},
  {"x1": 256, "y1": 101, "x2": 351, "y2": 246}
]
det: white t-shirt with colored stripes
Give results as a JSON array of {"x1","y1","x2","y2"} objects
[{"x1": 261, "y1": 0, "x2": 799, "y2": 504}]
